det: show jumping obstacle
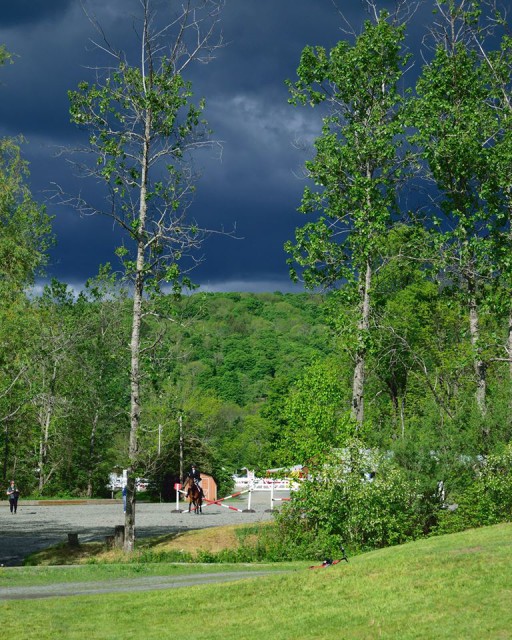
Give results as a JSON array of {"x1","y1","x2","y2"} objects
[{"x1": 174, "y1": 477, "x2": 295, "y2": 514}]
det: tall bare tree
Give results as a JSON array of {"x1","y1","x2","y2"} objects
[{"x1": 67, "y1": 0, "x2": 224, "y2": 551}]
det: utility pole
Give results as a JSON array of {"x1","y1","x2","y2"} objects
[{"x1": 178, "y1": 410, "x2": 184, "y2": 483}]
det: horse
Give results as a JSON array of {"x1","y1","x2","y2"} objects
[{"x1": 184, "y1": 478, "x2": 203, "y2": 514}]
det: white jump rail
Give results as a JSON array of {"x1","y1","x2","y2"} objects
[
  {"x1": 202, "y1": 488, "x2": 253, "y2": 512},
  {"x1": 178, "y1": 487, "x2": 253, "y2": 513},
  {"x1": 267, "y1": 482, "x2": 293, "y2": 511}
]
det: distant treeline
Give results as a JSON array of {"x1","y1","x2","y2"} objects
[{"x1": 1, "y1": 282, "x2": 511, "y2": 500}]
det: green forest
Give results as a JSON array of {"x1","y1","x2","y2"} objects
[{"x1": 2, "y1": 1, "x2": 512, "y2": 554}]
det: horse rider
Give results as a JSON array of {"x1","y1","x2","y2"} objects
[{"x1": 188, "y1": 464, "x2": 204, "y2": 498}]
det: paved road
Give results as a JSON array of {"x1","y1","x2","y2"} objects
[
  {"x1": 0, "y1": 571, "x2": 285, "y2": 600},
  {"x1": 0, "y1": 490, "x2": 283, "y2": 566}
]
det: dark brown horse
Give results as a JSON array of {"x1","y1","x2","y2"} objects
[{"x1": 184, "y1": 478, "x2": 203, "y2": 514}]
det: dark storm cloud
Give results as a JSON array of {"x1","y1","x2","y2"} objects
[
  {"x1": 0, "y1": 0, "x2": 435, "y2": 292},
  {"x1": 1, "y1": 0, "x2": 75, "y2": 28}
]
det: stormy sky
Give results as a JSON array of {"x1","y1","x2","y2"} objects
[{"x1": 0, "y1": 0, "x2": 433, "y2": 293}]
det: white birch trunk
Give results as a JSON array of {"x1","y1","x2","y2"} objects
[
  {"x1": 467, "y1": 278, "x2": 486, "y2": 420},
  {"x1": 124, "y1": 111, "x2": 151, "y2": 553},
  {"x1": 86, "y1": 409, "x2": 99, "y2": 498},
  {"x1": 351, "y1": 260, "x2": 372, "y2": 428},
  {"x1": 37, "y1": 362, "x2": 57, "y2": 492}
]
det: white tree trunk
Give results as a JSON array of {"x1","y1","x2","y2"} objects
[
  {"x1": 37, "y1": 362, "x2": 58, "y2": 492},
  {"x1": 351, "y1": 260, "x2": 372, "y2": 428},
  {"x1": 508, "y1": 310, "x2": 512, "y2": 383},
  {"x1": 467, "y1": 278, "x2": 486, "y2": 420},
  {"x1": 86, "y1": 409, "x2": 99, "y2": 498},
  {"x1": 124, "y1": 112, "x2": 151, "y2": 553}
]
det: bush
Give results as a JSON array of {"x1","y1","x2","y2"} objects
[
  {"x1": 434, "y1": 445, "x2": 512, "y2": 535},
  {"x1": 274, "y1": 441, "x2": 437, "y2": 555}
]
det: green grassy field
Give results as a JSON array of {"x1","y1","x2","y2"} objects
[{"x1": 1, "y1": 523, "x2": 511, "y2": 639}]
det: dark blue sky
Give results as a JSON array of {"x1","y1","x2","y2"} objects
[{"x1": 0, "y1": 0, "x2": 433, "y2": 293}]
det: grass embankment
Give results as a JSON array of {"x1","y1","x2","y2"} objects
[
  {"x1": 2, "y1": 523, "x2": 512, "y2": 639},
  {"x1": 22, "y1": 522, "x2": 270, "y2": 566}
]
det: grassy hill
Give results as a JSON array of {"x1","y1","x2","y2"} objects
[{"x1": 1, "y1": 523, "x2": 511, "y2": 639}]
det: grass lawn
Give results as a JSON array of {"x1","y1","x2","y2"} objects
[{"x1": 1, "y1": 523, "x2": 511, "y2": 639}]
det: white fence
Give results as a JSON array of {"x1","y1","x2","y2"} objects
[
  {"x1": 108, "y1": 472, "x2": 148, "y2": 492},
  {"x1": 233, "y1": 476, "x2": 300, "y2": 491}
]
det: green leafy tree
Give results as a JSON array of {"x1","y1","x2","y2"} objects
[
  {"x1": 30, "y1": 281, "x2": 79, "y2": 493},
  {"x1": 277, "y1": 357, "x2": 352, "y2": 465},
  {"x1": 0, "y1": 48, "x2": 53, "y2": 480},
  {"x1": 0, "y1": 45, "x2": 11, "y2": 67},
  {"x1": 0, "y1": 139, "x2": 53, "y2": 473},
  {"x1": 410, "y1": 1, "x2": 510, "y2": 430},
  {"x1": 412, "y1": 51, "x2": 492, "y2": 418},
  {"x1": 470, "y1": 5, "x2": 512, "y2": 387},
  {"x1": 285, "y1": 14, "x2": 409, "y2": 429},
  {"x1": 0, "y1": 135, "x2": 52, "y2": 297},
  {"x1": 443, "y1": 0, "x2": 512, "y2": 434}
]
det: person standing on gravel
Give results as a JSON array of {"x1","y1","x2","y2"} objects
[{"x1": 6, "y1": 480, "x2": 19, "y2": 514}]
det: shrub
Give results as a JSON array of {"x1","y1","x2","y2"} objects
[
  {"x1": 434, "y1": 445, "x2": 512, "y2": 535},
  {"x1": 274, "y1": 441, "x2": 436, "y2": 555}
]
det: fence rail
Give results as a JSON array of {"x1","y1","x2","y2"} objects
[{"x1": 233, "y1": 477, "x2": 300, "y2": 491}]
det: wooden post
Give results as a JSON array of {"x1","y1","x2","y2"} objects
[
  {"x1": 114, "y1": 525, "x2": 125, "y2": 548},
  {"x1": 68, "y1": 532, "x2": 79, "y2": 547}
]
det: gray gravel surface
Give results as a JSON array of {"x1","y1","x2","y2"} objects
[{"x1": 0, "y1": 490, "x2": 284, "y2": 566}]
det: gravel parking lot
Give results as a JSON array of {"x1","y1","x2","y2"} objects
[{"x1": 0, "y1": 490, "x2": 286, "y2": 566}]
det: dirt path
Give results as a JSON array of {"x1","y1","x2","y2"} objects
[{"x1": 0, "y1": 570, "x2": 284, "y2": 600}]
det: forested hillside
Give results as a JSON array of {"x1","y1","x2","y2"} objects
[
  {"x1": 0, "y1": 286, "x2": 334, "y2": 496},
  {"x1": 2, "y1": 281, "x2": 511, "y2": 500}
]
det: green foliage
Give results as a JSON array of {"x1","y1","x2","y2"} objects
[
  {"x1": 0, "y1": 137, "x2": 53, "y2": 294},
  {"x1": 408, "y1": 14, "x2": 512, "y2": 421},
  {"x1": 286, "y1": 14, "x2": 411, "y2": 428},
  {"x1": 286, "y1": 16, "x2": 408, "y2": 289},
  {"x1": 0, "y1": 136, "x2": 54, "y2": 489},
  {"x1": 68, "y1": 46, "x2": 210, "y2": 295},
  {"x1": 435, "y1": 445, "x2": 512, "y2": 534},
  {"x1": 276, "y1": 442, "x2": 435, "y2": 554},
  {"x1": 0, "y1": 288, "x2": 333, "y2": 497},
  {"x1": 276, "y1": 357, "x2": 353, "y2": 465},
  {"x1": 0, "y1": 44, "x2": 12, "y2": 67},
  {"x1": 4, "y1": 272, "x2": 512, "y2": 503}
]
